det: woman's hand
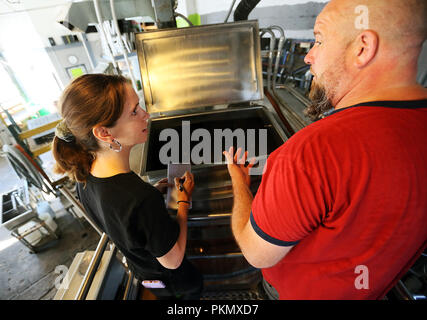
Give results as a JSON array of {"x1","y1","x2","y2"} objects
[
  {"x1": 223, "y1": 146, "x2": 256, "y2": 187},
  {"x1": 154, "y1": 177, "x2": 173, "y2": 194},
  {"x1": 174, "y1": 171, "x2": 195, "y2": 202}
]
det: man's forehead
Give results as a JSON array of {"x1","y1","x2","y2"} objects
[
  {"x1": 314, "y1": 4, "x2": 348, "y2": 36},
  {"x1": 313, "y1": 16, "x2": 328, "y2": 35}
]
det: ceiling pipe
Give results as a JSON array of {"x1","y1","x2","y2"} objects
[{"x1": 233, "y1": 0, "x2": 261, "y2": 21}]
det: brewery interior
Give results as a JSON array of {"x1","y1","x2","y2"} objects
[{"x1": 0, "y1": 0, "x2": 426, "y2": 300}]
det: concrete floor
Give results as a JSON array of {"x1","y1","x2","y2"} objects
[
  {"x1": 0, "y1": 143, "x2": 144, "y2": 300},
  {"x1": 0, "y1": 156, "x2": 100, "y2": 300}
]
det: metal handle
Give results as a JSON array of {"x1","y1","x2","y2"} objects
[
  {"x1": 269, "y1": 25, "x2": 285, "y2": 89},
  {"x1": 259, "y1": 28, "x2": 276, "y2": 91},
  {"x1": 122, "y1": 270, "x2": 134, "y2": 300},
  {"x1": 75, "y1": 233, "x2": 110, "y2": 300}
]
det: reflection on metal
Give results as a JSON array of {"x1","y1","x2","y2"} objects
[
  {"x1": 271, "y1": 87, "x2": 310, "y2": 131},
  {"x1": 122, "y1": 270, "x2": 134, "y2": 300},
  {"x1": 136, "y1": 21, "x2": 263, "y2": 114},
  {"x1": 75, "y1": 233, "x2": 111, "y2": 300}
]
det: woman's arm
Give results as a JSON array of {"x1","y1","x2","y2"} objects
[{"x1": 156, "y1": 171, "x2": 194, "y2": 269}]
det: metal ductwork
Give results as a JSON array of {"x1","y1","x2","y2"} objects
[
  {"x1": 56, "y1": 0, "x2": 155, "y2": 32},
  {"x1": 233, "y1": 0, "x2": 261, "y2": 22}
]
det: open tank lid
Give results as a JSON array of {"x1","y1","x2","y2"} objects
[{"x1": 135, "y1": 20, "x2": 263, "y2": 114}]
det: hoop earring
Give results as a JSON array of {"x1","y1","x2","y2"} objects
[{"x1": 109, "y1": 139, "x2": 122, "y2": 152}]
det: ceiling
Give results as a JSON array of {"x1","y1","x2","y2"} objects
[{"x1": 0, "y1": 0, "x2": 74, "y2": 15}]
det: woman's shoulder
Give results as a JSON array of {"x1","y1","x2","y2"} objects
[{"x1": 85, "y1": 171, "x2": 160, "y2": 198}]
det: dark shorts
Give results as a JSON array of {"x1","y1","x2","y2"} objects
[{"x1": 137, "y1": 257, "x2": 203, "y2": 300}]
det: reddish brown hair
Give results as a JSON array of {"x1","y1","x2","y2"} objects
[{"x1": 52, "y1": 74, "x2": 129, "y2": 183}]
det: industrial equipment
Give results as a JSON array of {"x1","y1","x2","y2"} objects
[{"x1": 135, "y1": 20, "x2": 289, "y2": 298}]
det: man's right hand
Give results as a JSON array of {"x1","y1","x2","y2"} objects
[
  {"x1": 174, "y1": 171, "x2": 194, "y2": 202},
  {"x1": 223, "y1": 147, "x2": 256, "y2": 187}
]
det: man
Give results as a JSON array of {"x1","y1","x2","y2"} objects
[{"x1": 223, "y1": 0, "x2": 427, "y2": 299}]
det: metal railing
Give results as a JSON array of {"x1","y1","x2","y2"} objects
[{"x1": 74, "y1": 233, "x2": 111, "y2": 300}]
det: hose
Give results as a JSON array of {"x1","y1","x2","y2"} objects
[
  {"x1": 175, "y1": 12, "x2": 194, "y2": 26},
  {"x1": 233, "y1": 0, "x2": 261, "y2": 21}
]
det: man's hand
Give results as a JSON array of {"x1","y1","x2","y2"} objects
[
  {"x1": 223, "y1": 147, "x2": 256, "y2": 187},
  {"x1": 154, "y1": 177, "x2": 173, "y2": 194},
  {"x1": 223, "y1": 147, "x2": 293, "y2": 269}
]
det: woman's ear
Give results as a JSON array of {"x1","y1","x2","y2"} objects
[
  {"x1": 92, "y1": 125, "x2": 113, "y2": 144},
  {"x1": 353, "y1": 30, "x2": 379, "y2": 69}
]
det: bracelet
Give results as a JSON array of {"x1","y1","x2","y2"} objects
[{"x1": 177, "y1": 200, "x2": 190, "y2": 205}]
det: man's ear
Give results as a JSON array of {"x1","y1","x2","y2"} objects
[
  {"x1": 353, "y1": 30, "x2": 379, "y2": 68},
  {"x1": 92, "y1": 125, "x2": 113, "y2": 144}
]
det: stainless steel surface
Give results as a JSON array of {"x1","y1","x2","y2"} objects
[
  {"x1": 136, "y1": 21, "x2": 263, "y2": 114},
  {"x1": 75, "y1": 233, "x2": 110, "y2": 300},
  {"x1": 139, "y1": 106, "x2": 286, "y2": 287},
  {"x1": 260, "y1": 28, "x2": 276, "y2": 91},
  {"x1": 260, "y1": 26, "x2": 310, "y2": 133},
  {"x1": 273, "y1": 85, "x2": 311, "y2": 131},
  {"x1": 136, "y1": 20, "x2": 288, "y2": 290},
  {"x1": 122, "y1": 270, "x2": 134, "y2": 300},
  {"x1": 1, "y1": 205, "x2": 36, "y2": 231},
  {"x1": 141, "y1": 105, "x2": 287, "y2": 179},
  {"x1": 270, "y1": 25, "x2": 285, "y2": 90}
]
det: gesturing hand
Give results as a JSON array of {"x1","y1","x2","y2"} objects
[{"x1": 223, "y1": 147, "x2": 256, "y2": 187}]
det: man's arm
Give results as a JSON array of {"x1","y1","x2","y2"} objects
[{"x1": 225, "y1": 148, "x2": 294, "y2": 269}]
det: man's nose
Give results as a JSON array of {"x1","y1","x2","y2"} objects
[
  {"x1": 304, "y1": 50, "x2": 313, "y2": 65},
  {"x1": 304, "y1": 45, "x2": 315, "y2": 65}
]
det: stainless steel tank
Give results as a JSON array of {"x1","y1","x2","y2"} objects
[{"x1": 136, "y1": 21, "x2": 289, "y2": 293}]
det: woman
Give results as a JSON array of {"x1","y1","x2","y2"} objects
[{"x1": 52, "y1": 73, "x2": 203, "y2": 299}]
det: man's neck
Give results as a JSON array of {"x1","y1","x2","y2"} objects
[{"x1": 334, "y1": 82, "x2": 427, "y2": 110}]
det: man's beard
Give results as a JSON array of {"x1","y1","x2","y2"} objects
[{"x1": 304, "y1": 80, "x2": 334, "y2": 121}]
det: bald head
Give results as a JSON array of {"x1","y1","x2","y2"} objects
[
  {"x1": 322, "y1": 0, "x2": 426, "y2": 50},
  {"x1": 304, "y1": 0, "x2": 427, "y2": 117}
]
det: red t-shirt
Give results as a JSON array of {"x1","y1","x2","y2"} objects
[{"x1": 251, "y1": 100, "x2": 427, "y2": 299}]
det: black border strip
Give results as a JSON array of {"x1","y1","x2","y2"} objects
[
  {"x1": 250, "y1": 211, "x2": 300, "y2": 247},
  {"x1": 326, "y1": 99, "x2": 427, "y2": 117}
]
